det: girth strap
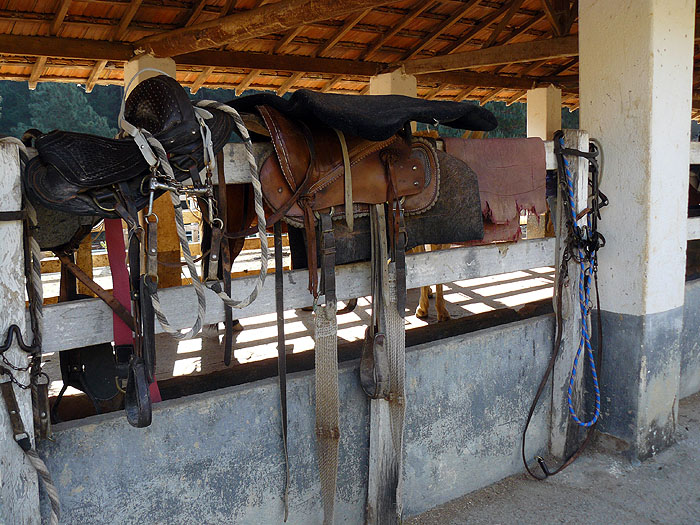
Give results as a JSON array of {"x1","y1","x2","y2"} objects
[
  {"x1": 314, "y1": 212, "x2": 340, "y2": 525},
  {"x1": 274, "y1": 222, "x2": 290, "y2": 521}
]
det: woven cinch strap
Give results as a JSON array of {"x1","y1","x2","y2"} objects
[{"x1": 314, "y1": 212, "x2": 340, "y2": 525}]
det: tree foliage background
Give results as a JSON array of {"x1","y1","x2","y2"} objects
[{"x1": 0, "y1": 80, "x2": 578, "y2": 139}]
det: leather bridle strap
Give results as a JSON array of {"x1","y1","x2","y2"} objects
[
  {"x1": 274, "y1": 221, "x2": 290, "y2": 521},
  {"x1": 216, "y1": 151, "x2": 236, "y2": 367}
]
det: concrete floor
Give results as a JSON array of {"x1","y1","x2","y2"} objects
[{"x1": 407, "y1": 392, "x2": 700, "y2": 525}]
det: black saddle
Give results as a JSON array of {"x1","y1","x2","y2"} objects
[{"x1": 23, "y1": 75, "x2": 234, "y2": 218}]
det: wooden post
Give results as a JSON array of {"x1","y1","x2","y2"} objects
[
  {"x1": 124, "y1": 55, "x2": 182, "y2": 288},
  {"x1": 0, "y1": 143, "x2": 40, "y2": 524},
  {"x1": 550, "y1": 129, "x2": 588, "y2": 459},
  {"x1": 366, "y1": 70, "x2": 416, "y2": 525},
  {"x1": 76, "y1": 235, "x2": 95, "y2": 297}
]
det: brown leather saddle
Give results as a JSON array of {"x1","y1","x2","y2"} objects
[{"x1": 257, "y1": 105, "x2": 440, "y2": 295}]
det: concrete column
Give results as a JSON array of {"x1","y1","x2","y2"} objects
[
  {"x1": 369, "y1": 69, "x2": 417, "y2": 97},
  {"x1": 579, "y1": 0, "x2": 694, "y2": 458},
  {"x1": 124, "y1": 54, "x2": 181, "y2": 287},
  {"x1": 526, "y1": 85, "x2": 562, "y2": 140}
]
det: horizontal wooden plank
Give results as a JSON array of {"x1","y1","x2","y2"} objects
[
  {"x1": 688, "y1": 216, "x2": 700, "y2": 240},
  {"x1": 40, "y1": 238, "x2": 554, "y2": 353},
  {"x1": 690, "y1": 142, "x2": 700, "y2": 164}
]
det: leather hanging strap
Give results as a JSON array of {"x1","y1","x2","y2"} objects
[
  {"x1": 314, "y1": 212, "x2": 340, "y2": 525},
  {"x1": 334, "y1": 129, "x2": 354, "y2": 232},
  {"x1": 274, "y1": 222, "x2": 290, "y2": 521}
]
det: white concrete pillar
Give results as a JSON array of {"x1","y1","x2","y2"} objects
[
  {"x1": 369, "y1": 69, "x2": 417, "y2": 97},
  {"x1": 0, "y1": 144, "x2": 40, "y2": 523},
  {"x1": 580, "y1": 0, "x2": 694, "y2": 458},
  {"x1": 124, "y1": 54, "x2": 181, "y2": 288},
  {"x1": 526, "y1": 85, "x2": 561, "y2": 140}
]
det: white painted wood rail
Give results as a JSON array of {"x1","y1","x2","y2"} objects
[{"x1": 41, "y1": 238, "x2": 554, "y2": 354}]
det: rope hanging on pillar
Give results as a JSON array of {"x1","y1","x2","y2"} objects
[{"x1": 521, "y1": 131, "x2": 608, "y2": 480}]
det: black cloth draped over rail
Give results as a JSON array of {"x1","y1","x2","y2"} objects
[{"x1": 226, "y1": 89, "x2": 498, "y2": 142}]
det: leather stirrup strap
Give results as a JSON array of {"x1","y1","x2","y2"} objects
[
  {"x1": 333, "y1": 129, "x2": 353, "y2": 232},
  {"x1": 217, "y1": 151, "x2": 235, "y2": 366},
  {"x1": 274, "y1": 222, "x2": 290, "y2": 521},
  {"x1": 315, "y1": 212, "x2": 340, "y2": 525}
]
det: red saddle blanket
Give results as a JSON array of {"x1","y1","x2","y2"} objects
[{"x1": 443, "y1": 137, "x2": 547, "y2": 243}]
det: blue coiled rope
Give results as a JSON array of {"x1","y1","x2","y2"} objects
[{"x1": 559, "y1": 135, "x2": 601, "y2": 428}]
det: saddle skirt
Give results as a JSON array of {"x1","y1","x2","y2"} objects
[
  {"x1": 23, "y1": 75, "x2": 234, "y2": 219},
  {"x1": 258, "y1": 105, "x2": 441, "y2": 227}
]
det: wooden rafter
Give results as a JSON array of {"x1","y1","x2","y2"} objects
[
  {"x1": 479, "y1": 87, "x2": 505, "y2": 105},
  {"x1": 277, "y1": 71, "x2": 304, "y2": 96},
  {"x1": 28, "y1": 56, "x2": 47, "y2": 90},
  {"x1": 51, "y1": 0, "x2": 72, "y2": 36},
  {"x1": 274, "y1": 26, "x2": 305, "y2": 54},
  {"x1": 85, "y1": 59, "x2": 108, "y2": 93},
  {"x1": 317, "y1": 8, "x2": 371, "y2": 57},
  {"x1": 495, "y1": 12, "x2": 546, "y2": 47},
  {"x1": 482, "y1": 0, "x2": 525, "y2": 49},
  {"x1": 542, "y1": 0, "x2": 577, "y2": 37},
  {"x1": 113, "y1": 0, "x2": 143, "y2": 41},
  {"x1": 321, "y1": 74, "x2": 343, "y2": 93},
  {"x1": 423, "y1": 85, "x2": 442, "y2": 100},
  {"x1": 548, "y1": 57, "x2": 578, "y2": 76},
  {"x1": 439, "y1": 3, "x2": 511, "y2": 56},
  {"x1": 136, "y1": 0, "x2": 395, "y2": 58},
  {"x1": 402, "y1": 0, "x2": 481, "y2": 60},
  {"x1": 185, "y1": 0, "x2": 208, "y2": 27},
  {"x1": 235, "y1": 68, "x2": 262, "y2": 95},
  {"x1": 506, "y1": 90, "x2": 527, "y2": 105},
  {"x1": 403, "y1": 35, "x2": 579, "y2": 75},
  {"x1": 190, "y1": 65, "x2": 215, "y2": 93},
  {"x1": 421, "y1": 68, "x2": 570, "y2": 90},
  {"x1": 454, "y1": 86, "x2": 477, "y2": 102},
  {"x1": 361, "y1": 1, "x2": 436, "y2": 60}
]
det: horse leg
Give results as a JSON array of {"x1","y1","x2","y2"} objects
[
  {"x1": 416, "y1": 285, "x2": 431, "y2": 318},
  {"x1": 435, "y1": 283, "x2": 452, "y2": 322}
]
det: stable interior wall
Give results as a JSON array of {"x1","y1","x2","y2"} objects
[{"x1": 39, "y1": 316, "x2": 554, "y2": 524}]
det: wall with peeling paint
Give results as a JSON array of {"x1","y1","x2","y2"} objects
[{"x1": 38, "y1": 316, "x2": 553, "y2": 524}]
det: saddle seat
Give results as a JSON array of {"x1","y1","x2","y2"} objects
[
  {"x1": 23, "y1": 75, "x2": 234, "y2": 219},
  {"x1": 258, "y1": 105, "x2": 440, "y2": 227}
]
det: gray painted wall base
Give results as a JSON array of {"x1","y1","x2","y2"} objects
[
  {"x1": 39, "y1": 317, "x2": 554, "y2": 524},
  {"x1": 681, "y1": 279, "x2": 700, "y2": 398},
  {"x1": 597, "y1": 307, "x2": 682, "y2": 460}
]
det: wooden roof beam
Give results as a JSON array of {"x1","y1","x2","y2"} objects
[
  {"x1": 321, "y1": 74, "x2": 343, "y2": 93},
  {"x1": 190, "y1": 65, "x2": 215, "y2": 94},
  {"x1": 235, "y1": 69, "x2": 262, "y2": 95},
  {"x1": 0, "y1": 34, "x2": 381, "y2": 76},
  {"x1": 402, "y1": 35, "x2": 579, "y2": 75},
  {"x1": 85, "y1": 59, "x2": 108, "y2": 93},
  {"x1": 506, "y1": 90, "x2": 527, "y2": 105},
  {"x1": 361, "y1": 1, "x2": 437, "y2": 60},
  {"x1": 494, "y1": 12, "x2": 547, "y2": 47},
  {"x1": 274, "y1": 26, "x2": 305, "y2": 54},
  {"x1": 479, "y1": 87, "x2": 506, "y2": 105},
  {"x1": 440, "y1": 3, "x2": 511, "y2": 55},
  {"x1": 135, "y1": 0, "x2": 396, "y2": 58},
  {"x1": 51, "y1": 0, "x2": 72, "y2": 36},
  {"x1": 402, "y1": 0, "x2": 481, "y2": 60},
  {"x1": 277, "y1": 71, "x2": 305, "y2": 96},
  {"x1": 423, "y1": 85, "x2": 442, "y2": 100},
  {"x1": 542, "y1": 0, "x2": 577, "y2": 37},
  {"x1": 452, "y1": 86, "x2": 476, "y2": 102},
  {"x1": 28, "y1": 56, "x2": 47, "y2": 90},
  {"x1": 185, "y1": 0, "x2": 208, "y2": 27},
  {"x1": 318, "y1": 8, "x2": 371, "y2": 57},
  {"x1": 482, "y1": 0, "x2": 525, "y2": 49},
  {"x1": 113, "y1": 0, "x2": 143, "y2": 41}
]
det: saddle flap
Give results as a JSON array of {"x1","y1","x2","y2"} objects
[{"x1": 259, "y1": 106, "x2": 430, "y2": 222}]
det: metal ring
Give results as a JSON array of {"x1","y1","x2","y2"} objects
[
  {"x1": 145, "y1": 213, "x2": 159, "y2": 224},
  {"x1": 91, "y1": 195, "x2": 116, "y2": 213},
  {"x1": 212, "y1": 217, "x2": 223, "y2": 229}
]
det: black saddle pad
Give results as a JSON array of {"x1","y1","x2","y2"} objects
[{"x1": 227, "y1": 89, "x2": 497, "y2": 142}]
